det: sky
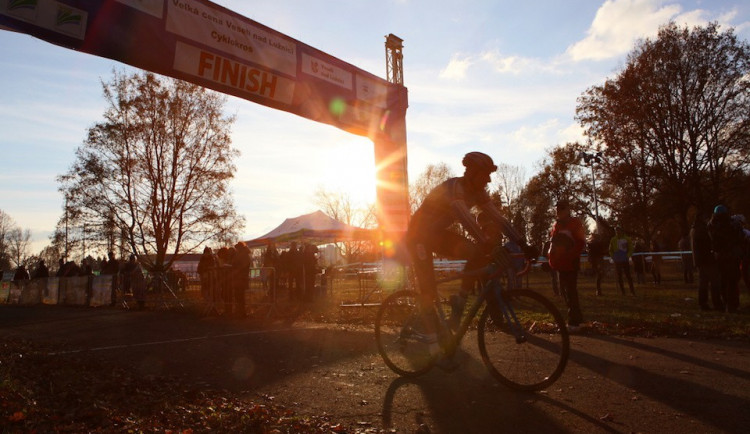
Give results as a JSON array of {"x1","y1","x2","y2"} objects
[{"x1": 1, "y1": 0, "x2": 749, "y2": 255}]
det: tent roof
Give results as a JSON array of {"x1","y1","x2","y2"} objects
[{"x1": 245, "y1": 210, "x2": 375, "y2": 248}]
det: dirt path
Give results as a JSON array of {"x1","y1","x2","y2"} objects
[{"x1": 1, "y1": 305, "x2": 749, "y2": 433}]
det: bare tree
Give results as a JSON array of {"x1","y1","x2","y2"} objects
[
  {"x1": 313, "y1": 187, "x2": 377, "y2": 263},
  {"x1": 492, "y1": 163, "x2": 526, "y2": 210},
  {"x1": 7, "y1": 227, "x2": 32, "y2": 268},
  {"x1": 58, "y1": 70, "x2": 244, "y2": 272},
  {"x1": 0, "y1": 209, "x2": 14, "y2": 270}
]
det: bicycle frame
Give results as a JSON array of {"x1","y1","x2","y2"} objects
[{"x1": 434, "y1": 262, "x2": 528, "y2": 357}]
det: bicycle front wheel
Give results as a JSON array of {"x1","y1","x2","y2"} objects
[
  {"x1": 375, "y1": 290, "x2": 437, "y2": 377},
  {"x1": 478, "y1": 289, "x2": 569, "y2": 391}
]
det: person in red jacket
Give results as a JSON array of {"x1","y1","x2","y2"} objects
[{"x1": 548, "y1": 200, "x2": 586, "y2": 331}]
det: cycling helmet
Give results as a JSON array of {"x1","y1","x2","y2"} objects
[
  {"x1": 713, "y1": 204, "x2": 728, "y2": 215},
  {"x1": 462, "y1": 152, "x2": 497, "y2": 173}
]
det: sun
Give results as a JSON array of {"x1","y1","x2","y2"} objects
[{"x1": 320, "y1": 140, "x2": 377, "y2": 206}]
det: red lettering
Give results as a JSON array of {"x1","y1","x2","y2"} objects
[
  {"x1": 221, "y1": 58, "x2": 240, "y2": 87},
  {"x1": 259, "y1": 73, "x2": 277, "y2": 99},
  {"x1": 198, "y1": 51, "x2": 214, "y2": 77},
  {"x1": 245, "y1": 68, "x2": 260, "y2": 92}
]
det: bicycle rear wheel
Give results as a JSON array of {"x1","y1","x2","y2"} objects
[
  {"x1": 375, "y1": 290, "x2": 437, "y2": 377},
  {"x1": 478, "y1": 289, "x2": 569, "y2": 391}
]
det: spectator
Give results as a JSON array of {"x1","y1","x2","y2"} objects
[
  {"x1": 13, "y1": 265, "x2": 30, "y2": 281},
  {"x1": 678, "y1": 233, "x2": 694, "y2": 284},
  {"x1": 548, "y1": 200, "x2": 586, "y2": 331},
  {"x1": 262, "y1": 241, "x2": 279, "y2": 296},
  {"x1": 691, "y1": 212, "x2": 722, "y2": 311},
  {"x1": 609, "y1": 227, "x2": 635, "y2": 295},
  {"x1": 129, "y1": 256, "x2": 147, "y2": 310},
  {"x1": 587, "y1": 230, "x2": 608, "y2": 296},
  {"x1": 232, "y1": 242, "x2": 252, "y2": 318},
  {"x1": 289, "y1": 242, "x2": 304, "y2": 299},
  {"x1": 709, "y1": 205, "x2": 743, "y2": 313},
  {"x1": 303, "y1": 243, "x2": 319, "y2": 301},
  {"x1": 32, "y1": 260, "x2": 49, "y2": 279},
  {"x1": 197, "y1": 246, "x2": 218, "y2": 303},
  {"x1": 632, "y1": 239, "x2": 647, "y2": 285},
  {"x1": 55, "y1": 258, "x2": 66, "y2": 277},
  {"x1": 120, "y1": 255, "x2": 138, "y2": 294}
]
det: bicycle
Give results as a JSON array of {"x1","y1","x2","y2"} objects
[{"x1": 374, "y1": 249, "x2": 570, "y2": 391}]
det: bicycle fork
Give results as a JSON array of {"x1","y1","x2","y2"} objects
[{"x1": 491, "y1": 283, "x2": 528, "y2": 344}]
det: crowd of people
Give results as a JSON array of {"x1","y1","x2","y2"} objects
[{"x1": 197, "y1": 240, "x2": 322, "y2": 318}]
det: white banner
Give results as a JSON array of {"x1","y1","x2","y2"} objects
[{"x1": 166, "y1": 0, "x2": 296, "y2": 76}]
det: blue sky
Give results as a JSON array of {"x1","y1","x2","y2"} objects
[{"x1": 1, "y1": 0, "x2": 748, "y2": 254}]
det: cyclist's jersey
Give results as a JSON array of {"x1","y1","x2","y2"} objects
[{"x1": 408, "y1": 177, "x2": 522, "y2": 245}]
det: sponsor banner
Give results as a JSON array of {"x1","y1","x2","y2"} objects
[
  {"x1": 301, "y1": 52, "x2": 352, "y2": 90},
  {"x1": 174, "y1": 41, "x2": 295, "y2": 105},
  {"x1": 166, "y1": 0, "x2": 296, "y2": 76},
  {"x1": 0, "y1": 0, "x2": 87, "y2": 39},
  {"x1": 356, "y1": 74, "x2": 389, "y2": 109},
  {"x1": 116, "y1": 0, "x2": 164, "y2": 19}
]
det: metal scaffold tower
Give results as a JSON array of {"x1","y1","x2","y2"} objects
[{"x1": 385, "y1": 33, "x2": 404, "y2": 85}]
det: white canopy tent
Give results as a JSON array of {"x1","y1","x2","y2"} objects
[{"x1": 245, "y1": 210, "x2": 376, "y2": 248}]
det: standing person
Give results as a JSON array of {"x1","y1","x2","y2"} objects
[
  {"x1": 691, "y1": 212, "x2": 723, "y2": 311},
  {"x1": 32, "y1": 260, "x2": 49, "y2": 279},
  {"x1": 609, "y1": 227, "x2": 636, "y2": 295},
  {"x1": 262, "y1": 241, "x2": 279, "y2": 297},
  {"x1": 678, "y1": 233, "x2": 694, "y2": 284},
  {"x1": 548, "y1": 200, "x2": 586, "y2": 331},
  {"x1": 232, "y1": 242, "x2": 251, "y2": 318},
  {"x1": 302, "y1": 243, "x2": 319, "y2": 302},
  {"x1": 101, "y1": 251, "x2": 121, "y2": 303},
  {"x1": 197, "y1": 247, "x2": 217, "y2": 305},
  {"x1": 289, "y1": 242, "x2": 304, "y2": 299},
  {"x1": 121, "y1": 255, "x2": 137, "y2": 294},
  {"x1": 709, "y1": 205, "x2": 743, "y2": 313},
  {"x1": 129, "y1": 256, "x2": 147, "y2": 310},
  {"x1": 13, "y1": 265, "x2": 30, "y2": 281}
]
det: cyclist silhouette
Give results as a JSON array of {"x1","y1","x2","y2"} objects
[{"x1": 406, "y1": 152, "x2": 536, "y2": 337}]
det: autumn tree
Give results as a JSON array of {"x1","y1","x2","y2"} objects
[
  {"x1": 577, "y1": 22, "x2": 750, "y2": 236},
  {"x1": 58, "y1": 70, "x2": 244, "y2": 272},
  {"x1": 517, "y1": 143, "x2": 590, "y2": 249}
]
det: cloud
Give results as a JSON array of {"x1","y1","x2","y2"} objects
[
  {"x1": 567, "y1": 1, "x2": 749, "y2": 62},
  {"x1": 439, "y1": 53, "x2": 473, "y2": 80},
  {"x1": 567, "y1": 0, "x2": 682, "y2": 61}
]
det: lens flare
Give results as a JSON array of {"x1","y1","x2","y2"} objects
[{"x1": 329, "y1": 98, "x2": 346, "y2": 117}]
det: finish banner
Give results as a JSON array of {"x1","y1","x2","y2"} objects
[{"x1": 0, "y1": 0, "x2": 410, "y2": 234}]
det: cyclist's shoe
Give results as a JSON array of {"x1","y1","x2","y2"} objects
[{"x1": 448, "y1": 294, "x2": 467, "y2": 331}]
